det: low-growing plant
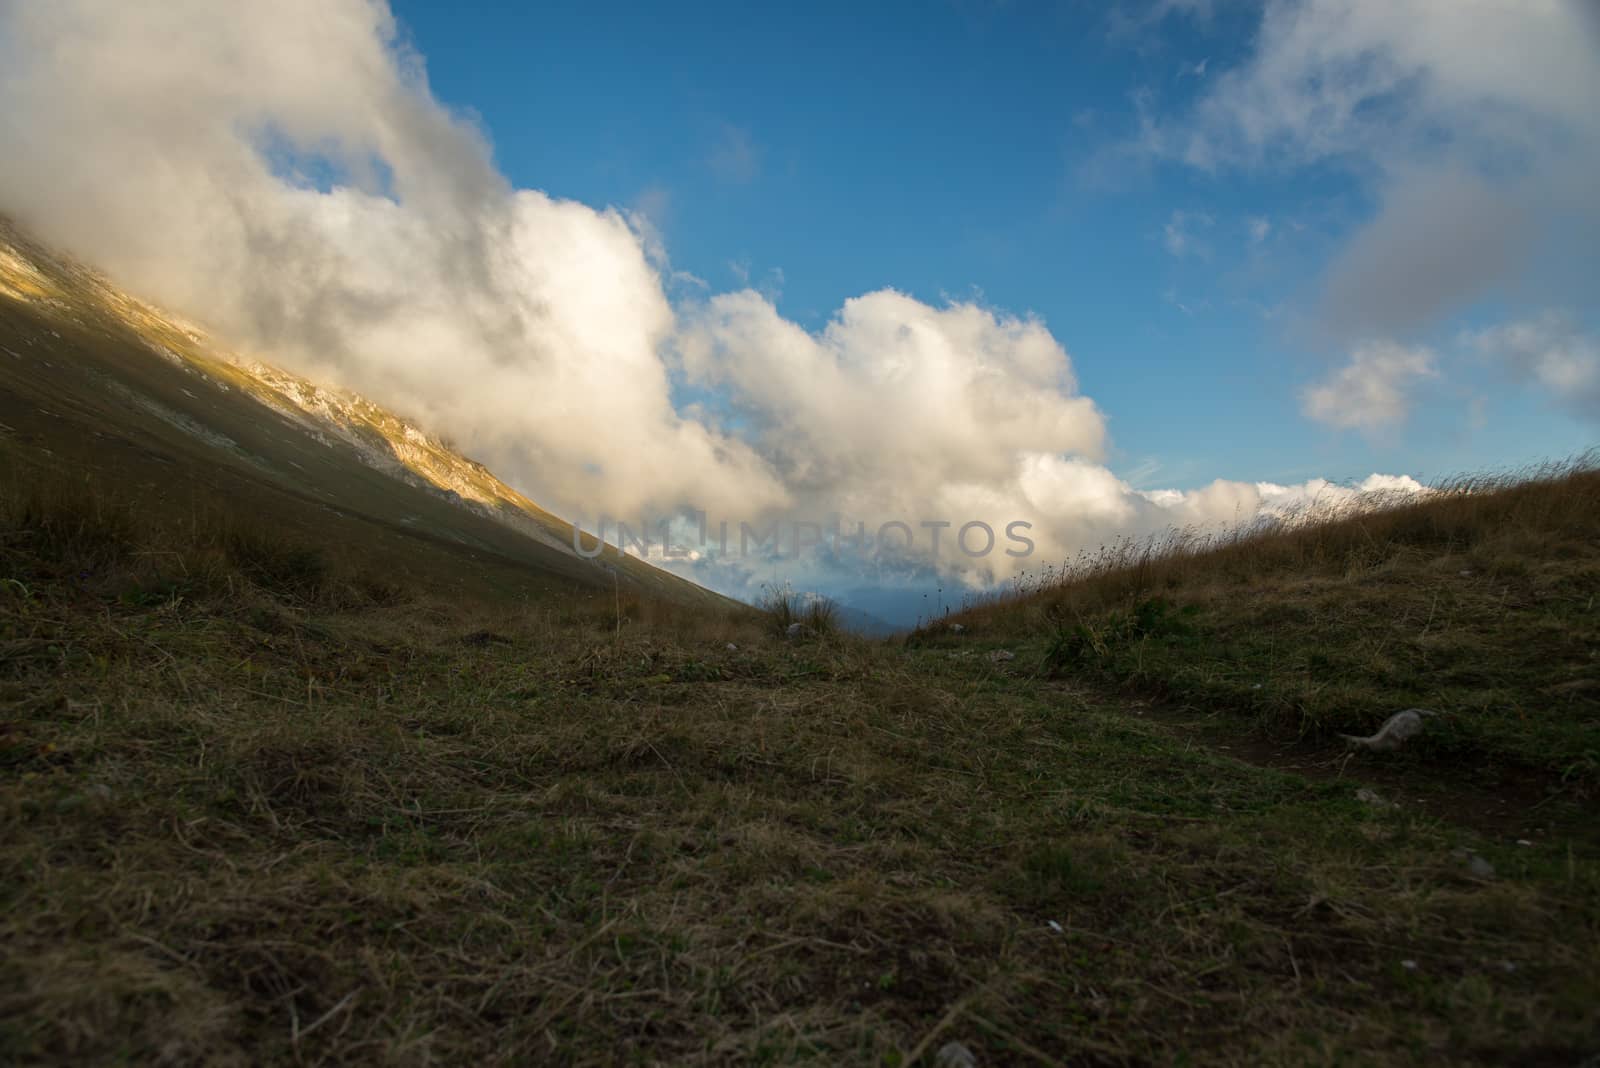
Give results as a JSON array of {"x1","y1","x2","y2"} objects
[
  {"x1": 221, "y1": 526, "x2": 327, "y2": 598},
  {"x1": 756, "y1": 581, "x2": 838, "y2": 637},
  {"x1": 1044, "y1": 596, "x2": 1198, "y2": 673},
  {"x1": 1, "y1": 478, "x2": 138, "y2": 571}
]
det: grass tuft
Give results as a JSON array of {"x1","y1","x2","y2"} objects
[
  {"x1": 220, "y1": 525, "x2": 328, "y2": 598},
  {"x1": 1, "y1": 478, "x2": 138, "y2": 573},
  {"x1": 756, "y1": 581, "x2": 839, "y2": 638}
]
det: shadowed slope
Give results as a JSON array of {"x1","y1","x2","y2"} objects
[{"x1": 0, "y1": 217, "x2": 727, "y2": 609}]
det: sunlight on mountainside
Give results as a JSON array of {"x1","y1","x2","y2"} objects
[{"x1": 0, "y1": 220, "x2": 698, "y2": 599}]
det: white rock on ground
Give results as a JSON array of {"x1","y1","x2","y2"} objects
[
  {"x1": 934, "y1": 1040, "x2": 978, "y2": 1068},
  {"x1": 1355, "y1": 787, "x2": 1396, "y2": 808},
  {"x1": 1451, "y1": 847, "x2": 1496, "y2": 878},
  {"x1": 1341, "y1": 708, "x2": 1437, "y2": 751}
]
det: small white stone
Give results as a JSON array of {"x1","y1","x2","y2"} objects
[
  {"x1": 1355, "y1": 787, "x2": 1394, "y2": 808},
  {"x1": 1341, "y1": 708, "x2": 1435, "y2": 752},
  {"x1": 1401, "y1": 960, "x2": 1418, "y2": 971},
  {"x1": 934, "y1": 1041, "x2": 978, "y2": 1068}
]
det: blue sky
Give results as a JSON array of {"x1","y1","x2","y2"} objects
[{"x1": 392, "y1": 0, "x2": 1597, "y2": 489}]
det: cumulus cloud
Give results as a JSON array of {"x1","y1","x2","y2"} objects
[
  {"x1": 0, "y1": 0, "x2": 1427, "y2": 611},
  {"x1": 1138, "y1": 0, "x2": 1600, "y2": 341},
  {"x1": 0, "y1": 0, "x2": 789, "y2": 521},
  {"x1": 1465, "y1": 315, "x2": 1600, "y2": 421},
  {"x1": 678, "y1": 290, "x2": 1105, "y2": 503},
  {"x1": 1301, "y1": 341, "x2": 1437, "y2": 432}
]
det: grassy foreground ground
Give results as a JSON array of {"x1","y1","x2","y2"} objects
[{"x1": 3, "y1": 472, "x2": 1599, "y2": 1064}]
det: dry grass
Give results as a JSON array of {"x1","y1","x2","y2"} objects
[
  {"x1": 756, "y1": 583, "x2": 841, "y2": 639},
  {"x1": 935, "y1": 456, "x2": 1600, "y2": 786},
  {"x1": 953, "y1": 454, "x2": 1597, "y2": 623},
  {"x1": 4, "y1": 464, "x2": 1599, "y2": 1064}
]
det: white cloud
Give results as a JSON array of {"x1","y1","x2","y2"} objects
[
  {"x1": 1301, "y1": 314, "x2": 1598, "y2": 438},
  {"x1": 1148, "y1": 0, "x2": 1600, "y2": 172},
  {"x1": 0, "y1": 0, "x2": 1430, "y2": 606},
  {"x1": 0, "y1": 0, "x2": 785, "y2": 522},
  {"x1": 678, "y1": 285, "x2": 1428, "y2": 591},
  {"x1": 677, "y1": 289, "x2": 1107, "y2": 511},
  {"x1": 1301, "y1": 341, "x2": 1437, "y2": 432},
  {"x1": 1465, "y1": 314, "x2": 1600, "y2": 421},
  {"x1": 1139, "y1": 0, "x2": 1600, "y2": 340},
  {"x1": 1246, "y1": 216, "x2": 1271, "y2": 243}
]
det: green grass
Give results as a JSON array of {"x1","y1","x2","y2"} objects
[
  {"x1": 3, "y1": 469, "x2": 1599, "y2": 1065},
  {"x1": 939, "y1": 457, "x2": 1600, "y2": 789}
]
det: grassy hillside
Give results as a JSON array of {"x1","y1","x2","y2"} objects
[
  {"x1": 933, "y1": 459, "x2": 1600, "y2": 789},
  {"x1": 3, "y1": 462, "x2": 1598, "y2": 1064},
  {"x1": 0, "y1": 217, "x2": 724, "y2": 611}
]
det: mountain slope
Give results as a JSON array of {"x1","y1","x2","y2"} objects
[
  {"x1": 931, "y1": 458, "x2": 1600, "y2": 784},
  {"x1": 0, "y1": 218, "x2": 729, "y2": 609}
]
